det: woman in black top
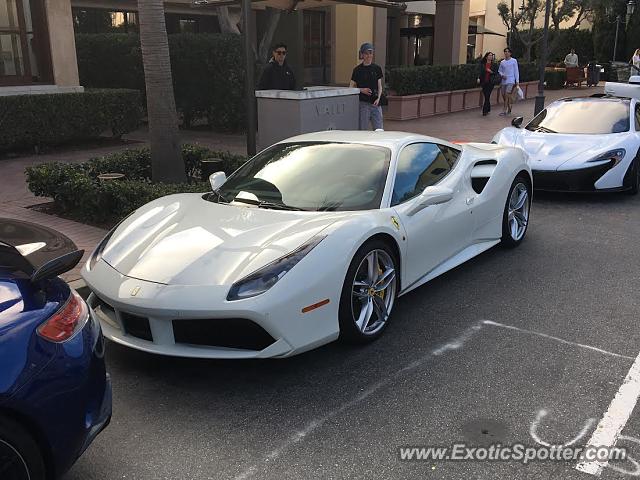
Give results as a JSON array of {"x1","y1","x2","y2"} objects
[{"x1": 477, "y1": 52, "x2": 498, "y2": 116}]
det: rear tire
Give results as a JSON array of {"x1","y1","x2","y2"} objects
[
  {"x1": 501, "y1": 175, "x2": 531, "y2": 248},
  {"x1": 338, "y1": 240, "x2": 398, "y2": 343},
  {"x1": 0, "y1": 416, "x2": 46, "y2": 480}
]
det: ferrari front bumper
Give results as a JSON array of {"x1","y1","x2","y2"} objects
[{"x1": 83, "y1": 260, "x2": 340, "y2": 359}]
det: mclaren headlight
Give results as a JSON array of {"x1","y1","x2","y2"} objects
[
  {"x1": 227, "y1": 235, "x2": 326, "y2": 301},
  {"x1": 588, "y1": 149, "x2": 625, "y2": 166}
]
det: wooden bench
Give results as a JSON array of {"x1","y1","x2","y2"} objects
[{"x1": 565, "y1": 67, "x2": 585, "y2": 88}]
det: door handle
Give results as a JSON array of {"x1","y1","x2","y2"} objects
[{"x1": 466, "y1": 197, "x2": 475, "y2": 205}]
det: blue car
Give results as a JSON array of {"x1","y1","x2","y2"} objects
[{"x1": 0, "y1": 220, "x2": 111, "y2": 480}]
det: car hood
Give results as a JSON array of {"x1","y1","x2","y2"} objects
[
  {"x1": 100, "y1": 194, "x2": 348, "y2": 286},
  {"x1": 502, "y1": 128, "x2": 630, "y2": 171}
]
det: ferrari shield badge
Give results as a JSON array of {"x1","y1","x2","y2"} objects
[{"x1": 391, "y1": 216, "x2": 400, "y2": 231}]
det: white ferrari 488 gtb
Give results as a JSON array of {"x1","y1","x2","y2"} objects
[{"x1": 83, "y1": 131, "x2": 531, "y2": 359}]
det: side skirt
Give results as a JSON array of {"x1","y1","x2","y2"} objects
[{"x1": 398, "y1": 240, "x2": 501, "y2": 297}]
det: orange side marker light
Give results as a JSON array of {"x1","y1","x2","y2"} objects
[{"x1": 302, "y1": 299, "x2": 330, "y2": 314}]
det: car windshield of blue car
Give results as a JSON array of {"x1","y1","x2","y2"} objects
[
  {"x1": 525, "y1": 99, "x2": 630, "y2": 134},
  {"x1": 213, "y1": 142, "x2": 391, "y2": 211}
]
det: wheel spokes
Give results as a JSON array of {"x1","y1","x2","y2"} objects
[
  {"x1": 372, "y1": 295, "x2": 389, "y2": 322},
  {"x1": 374, "y1": 268, "x2": 396, "y2": 292},
  {"x1": 366, "y1": 251, "x2": 379, "y2": 285},
  {"x1": 356, "y1": 297, "x2": 374, "y2": 332}
]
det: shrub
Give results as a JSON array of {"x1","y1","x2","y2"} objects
[
  {"x1": 26, "y1": 145, "x2": 247, "y2": 224},
  {"x1": 0, "y1": 89, "x2": 142, "y2": 152},
  {"x1": 75, "y1": 33, "x2": 248, "y2": 132},
  {"x1": 387, "y1": 62, "x2": 538, "y2": 96}
]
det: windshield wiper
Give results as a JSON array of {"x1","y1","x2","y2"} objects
[
  {"x1": 257, "y1": 201, "x2": 306, "y2": 211},
  {"x1": 231, "y1": 197, "x2": 306, "y2": 211}
]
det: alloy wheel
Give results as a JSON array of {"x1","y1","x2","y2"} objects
[
  {"x1": 350, "y1": 249, "x2": 397, "y2": 335},
  {"x1": 508, "y1": 182, "x2": 530, "y2": 242}
]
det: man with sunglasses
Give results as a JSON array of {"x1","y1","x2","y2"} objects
[{"x1": 258, "y1": 42, "x2": 296, "y2": 90}]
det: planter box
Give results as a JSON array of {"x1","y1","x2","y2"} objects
[
  {"x1": 386, "y1": 94, "x2": 421, "y2": 120},
  {"x1": 386, "y1": 80, "x2": 545, "y2": 121},
  {"x1": 419, "y1": 93, "x2": 437, "y2": 117},
  {"x1": 434, "y1": 92, "x2": 450, "y2": 114},
  {"x1": 450, "y1": 90, "x2": 465, "y2": 112},
  {"x1": 463, "y1": 88, "x2": 482, "y2": 110}
]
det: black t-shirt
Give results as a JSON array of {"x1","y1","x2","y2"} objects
[{"x1": 351, "y1": 63, "x2": 383, "y2": 103}]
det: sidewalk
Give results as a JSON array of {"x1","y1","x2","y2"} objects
[{"x1": 0, "y1": 84, "x2": 603, "y2": 282}]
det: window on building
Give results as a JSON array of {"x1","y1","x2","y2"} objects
[
  {"x1": 0, "y1": 0, "x2": 51, "y2": 85},
  {"x1": 303, "y1": 9, "x2": 330, "y2": 85}
]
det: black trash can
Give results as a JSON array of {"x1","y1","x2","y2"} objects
[
  {"x1": 587, "y1": 62, "x2": 600, "y2": 87},
  {"x1": 201, "y1": 158, "x2": 225, "y2": 182}
]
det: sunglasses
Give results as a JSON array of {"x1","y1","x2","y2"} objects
[{"x1": 275, "y1": 50, "x2": 287, "y2": 55}]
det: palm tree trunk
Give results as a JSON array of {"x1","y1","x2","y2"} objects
[{"x1": 137, "y1": 0, "x2": 185, "y2": 183}]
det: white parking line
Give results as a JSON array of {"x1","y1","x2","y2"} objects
[
  {"x1": 482, "y1": 320, "x2": 635, "y2": 360},
  {"x1": 575, "y1": 351, "x2": 640, "y2": 476}
]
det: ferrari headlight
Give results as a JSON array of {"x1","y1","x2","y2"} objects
[
  {"x1": 587, "y1": 149, "x2": 625, "y2": 166},
  {"x1": 227, "y1": 235, "x2": 326, "y2": 301}
]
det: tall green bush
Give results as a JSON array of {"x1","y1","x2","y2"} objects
[
  {"x1": 0, "y1": 89, "x2": 142, "y2": 152},
  {"x1": 75, "y1": 33, "x2": 247, "y2": 132}
]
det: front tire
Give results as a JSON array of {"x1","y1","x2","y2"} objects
[
  {"x1": 0, "y1": 416, "x2": 46, "y2": 480},
  {"x1": 338, "y1": 240, "x2": 398, "y2": 343},
  {"x1": 626, "y1": 159, "x2": 639, "y2": 195},
  {"x1": 501, "y1": 175, "x2": 531, "y2": 248}
]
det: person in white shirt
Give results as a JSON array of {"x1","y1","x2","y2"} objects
[
  {"x1": 630, "y1": 49, "x2": 640, "y2": 73},
  {"x1": 498, "y1": 47, "x2": 520, "y2": 116},
  {"x1": 564, "y1": 49, "x2": 579, "y2": 68}
]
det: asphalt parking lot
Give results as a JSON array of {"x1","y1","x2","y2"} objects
[{"x1": 64, "y1": 190, "x2": 640, "y2": 480}]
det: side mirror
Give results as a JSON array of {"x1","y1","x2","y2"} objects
[
  {"x1": 511, "y1": 116, "x2": 524, "y2": 128},
  {"x1": 407, "y1": 185, "x2": 454, "y2": 216},
  {"x1": 209, "y1": 172, "x2": 226, "y2": 191}
]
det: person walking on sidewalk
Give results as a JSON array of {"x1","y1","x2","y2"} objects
[
  {"x1": 350, "y1": 42, "x2": 384, "y2": 130},
  {"x1": 630, "y1": 49, "x2": 640, "y2": 73},
  {"x1": 499, "y1": 47, "x2": 520, "y2": 116},
  {"x1": 477, "y1": 52, "x2": 498, "y2": 116}
]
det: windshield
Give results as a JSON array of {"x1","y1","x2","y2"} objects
[
  {"x1": 525, "y1": 99, "x2": 630, "y2": 134},
  {"x1": 213, "y1": 142, "x2": 391, "y2": 211}
]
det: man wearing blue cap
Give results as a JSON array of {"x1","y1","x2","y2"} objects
[{"x1": 350, "y1": 42, "x2": 384, "y2": 130}]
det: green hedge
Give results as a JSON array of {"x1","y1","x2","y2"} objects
[
  {"x1": 544, "y1": 70, "x2": 567, "y2": 89},
  {"x1": 387, "y1": 62, "x2": 538, "y2": 96},
  {"x1": 26, "y1": 144, "x2": 247, "y2": 224},
  {"x1": 0, "y1": 89, "x2": 142, "y2": 152},
  {"x1": 75, "y1": 33, "x2": 247, "y2": 132}
]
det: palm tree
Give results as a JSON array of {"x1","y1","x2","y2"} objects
[{"x1": 137, "y1": 0, "x2": 185, "y2": 183}]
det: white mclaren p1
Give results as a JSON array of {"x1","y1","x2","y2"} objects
[
  {"x1": 82, "y1": 131, "x2": 532, "y2": 359},
  {"x1": 493, "y1": 80, "x2": 640, "y2": 193}
]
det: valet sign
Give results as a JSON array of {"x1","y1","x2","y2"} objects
[{"x1": 315, "y1": 102, "x2": 346, "y2": 117}]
